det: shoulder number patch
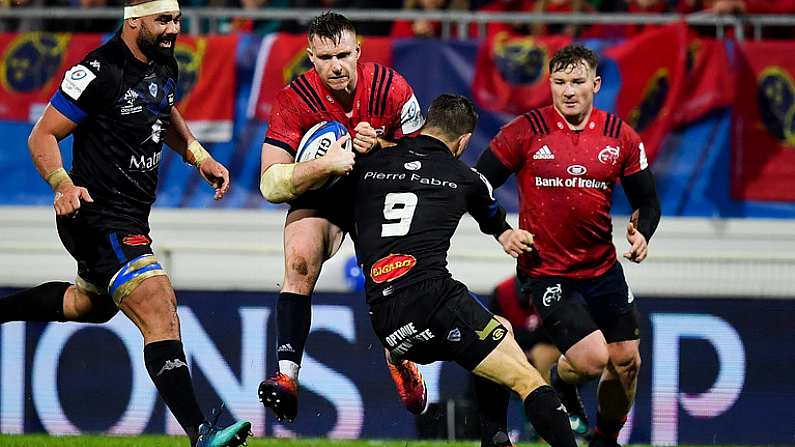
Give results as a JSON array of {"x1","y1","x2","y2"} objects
[{"x1": 61, "y1": 64, "x2": 97, "y2": 101}]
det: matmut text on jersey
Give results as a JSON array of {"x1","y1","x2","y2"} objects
[
  {"x1": 50, "y1": 32, "x2": 178, "y2": 232},
  {"x1": 489, "y1": 106, "x2": 648, "y2": 279},
  {"x1": 264, "y1": 62, "x2": 424, "y2": 155}
]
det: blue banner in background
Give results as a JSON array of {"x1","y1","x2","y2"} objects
[{"x1": 0, "y1": 289, "x2": 793, "y2": 444}]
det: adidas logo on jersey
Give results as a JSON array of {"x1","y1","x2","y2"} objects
[{"x1": 533, "y1": 145, "x2": 555, "y2": 160}]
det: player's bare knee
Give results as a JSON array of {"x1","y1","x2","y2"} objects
[{"x1": 287, "y1": 251, "x2": 322, "y2": 280}]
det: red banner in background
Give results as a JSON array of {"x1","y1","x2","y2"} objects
[
  {"x1": 0, "y1": 32, "x2": 102, "y2": 122},
  {"x1": 174, "y1": 34, "x2": 239, "y2": 142},
  {"x1": 471, "y1": 33, "x2": 571, "y2": 115},
  {"x1": 248, "y1": 33, "x2": 393, "y2": 121},
  {"x1": 673, "y1": 36, "x2": 734, "y2": 126},
  {"x1": 604, "y1": 22, "x2": 688, "y2": 163},
  {"x1": 732, "y1": 41, "x2": 795, "y2": 202}
]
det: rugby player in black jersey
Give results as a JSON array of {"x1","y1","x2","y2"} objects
[
  {"x1": 0, "y1": 1, "x2": 250, "y2": 445},
  {"x1": 328, "y1": 94, "x2": 577, "y2": 447}
]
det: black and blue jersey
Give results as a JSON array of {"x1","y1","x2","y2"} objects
[
  {"x1": 342, "y1": 135, "x2": 511, "y2": 304},
  {"x1": 51, "y1": 32, "x2": 178, "y2": 232}
]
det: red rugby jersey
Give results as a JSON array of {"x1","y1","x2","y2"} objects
[
  {"x1": 264, "y1": 62, "x2": 423, "y2": 155},
  {"x1": 490, "y1": 105, "x2": 648, "y2": 278}
]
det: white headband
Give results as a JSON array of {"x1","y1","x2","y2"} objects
[{"x1": 124, "y1": 0, "x2": 180, "y2": 19}]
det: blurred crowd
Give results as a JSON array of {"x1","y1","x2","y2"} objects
[{"x1": 1, "y1": 0, "x2": 794, "y2": 36}]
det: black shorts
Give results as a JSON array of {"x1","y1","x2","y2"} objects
[
  {"x1": 56, "y1": 216, "x2": 167, "y2": 304},
  {"x1": 369, "y1": 278, "x2": 509, "y2": 371},
  {"x1": 520, "y1": 262, "x2": 640, "y2": 353},
  {"x1": 287, "y1": 188, "x2": 352, "y2": 233}
]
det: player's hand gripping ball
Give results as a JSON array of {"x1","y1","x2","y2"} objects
[{"x1": 295, "y1": 121, "x2": 354, "y2": 189}]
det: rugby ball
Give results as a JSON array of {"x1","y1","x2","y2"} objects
[{"x1": 295, "y1": 121, "x2": 353, "y2": 189}]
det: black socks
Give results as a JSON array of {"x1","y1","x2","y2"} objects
[
  {"x1": 144, "y1": 340, "x2": 205, "y2": 445},
  {"x1": 276, "y1": 292, "x2": 312, "y2": 365},
  {"x1": 0, "y1": 281, "x2": 70, "y2": 323},
  {"x1": 523, "y1": 385, "x2": 577, "y2": 447},
  {"x1": 474, "y1": 375, "x2": 512, "y2": 446}
]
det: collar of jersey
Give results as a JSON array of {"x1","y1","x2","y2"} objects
[{"x1": 411, "y1": 134, "x2": 452, "y2": 155}]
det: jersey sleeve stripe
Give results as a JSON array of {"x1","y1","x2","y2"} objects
[
  {"x1": 603, "y1": 113, "x2": 613, "y2": 136},
  {"x1": 298, "y1": 75, "x2": 326, "y2": 111},
  {"x1": 374, "y1": 64, "x2": 388, "y2": 116},
  {"x1": 529, "y1": 111, "x2": 546, "y2": 135},
  {"x1": 289, "y1": 82, "x2": 317, "y2": 113},
  {"x1": 50, "y1": 90, "x2": 88, "y2": 124},
  {"x1": 522, "y1": 112, "x2": 539, "y2": 134},
  {"x1": 608, "y1": 114, "x2": 619, "y2": 138},
  {"x1": 614, "y1": 117, "x2": 623, "y2": 139},
  {"x1": 531, "y1": 109, "x2": 549, "y2": 134},
  {"x1": 378, "y1": 68, "x2": 394, "y2": 116},
  {"x1": 368, "y1": 64, "x2": 381, "y2": 115},
  {"x1": 264, "y1": 137, "x2": 296, "y2": 155}
]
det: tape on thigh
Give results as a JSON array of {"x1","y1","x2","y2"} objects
[{"x1": 107, "y1": 254, "x2": 167, "y2": 305}]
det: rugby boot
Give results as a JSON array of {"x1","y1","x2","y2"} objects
[
  {"x1": 258, "y1": 372, "x2": 298, "y2": 422},
  {"x1": 485, "y1": 429, "x2": 513, "y2": 447},
  {"x1": 550, "y1": 364, "x2": 590, "y2": 436},
  {"x1": 385, "y1": 349, "x2": 428, "y2": 415},
  {"x1": 195, "y1": 405, "x2": 252, "y2": 447}
]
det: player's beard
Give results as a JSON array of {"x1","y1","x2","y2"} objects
[{"x1": 138, "y1": 24, "x2": 176, "y2": 63}]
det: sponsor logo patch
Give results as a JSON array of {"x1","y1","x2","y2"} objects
[
  {"x1": 567, "y1": 164, "x2": 587, "y2": 176},
  {"x1": 122, "y1": 234, "x2": 150, "y2": 246},
  {"x1": 61, "y1": 64, "x2": 97, "y2": 100},
  {"x1": 370, "y1": 253, "x2": 416, "y2": 284},
  {"x1": 447, "y1": 328, "x2": 461, "y2": 342},
  {"x1": 542, "y1": 283, "x2": 563, "y2": 306},
  {"x1": 533, "y1": 145, "x2": 555, "y2": 160},
  {"x1": 404, "y1": 161, "x2": 422, "y2": 171},
  {"x1": 400, "y1": 94, "x2": 424, "y2": 135}
]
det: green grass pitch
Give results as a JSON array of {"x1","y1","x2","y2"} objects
[
  {"x1": 0, "y1": 436, "x2": 543, "y2": 447},
  {"x1": 0, "y1": 436, "x2": 737, "y2": 447}
]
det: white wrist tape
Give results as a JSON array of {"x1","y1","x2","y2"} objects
[
  {"x1": 186, "y1": 140, "x2": 209, "y2": 168},
  {"x1": 260, "y1": 163, "x2": 297, "y2": 203}
]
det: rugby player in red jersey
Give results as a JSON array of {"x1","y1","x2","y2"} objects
[
  {"x1": 257, "y1": 12, "x2": 427, "y2": 423},
  {"x1": 475, "y1": 44, "x2": 661, "y2": 447}
]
